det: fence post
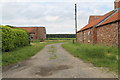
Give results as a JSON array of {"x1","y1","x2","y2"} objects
[{"x1": 73, "y1": 40, "x2": 75, "y2": 44}]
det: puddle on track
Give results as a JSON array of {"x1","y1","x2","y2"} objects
[{"x1": 34, "y1": 65, "x2": 72, "y2": 76}]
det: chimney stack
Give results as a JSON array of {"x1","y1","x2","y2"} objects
[{"x1": 114, "y1": 0, "x2": 120, "y2": 9}]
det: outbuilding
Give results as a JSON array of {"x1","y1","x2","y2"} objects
[
  {"x1": 77, "y1": 0, "x2": 120, "y2": 47},
  {"x1": 15, "y1": 27, "x2": 46, "y2": 40}
]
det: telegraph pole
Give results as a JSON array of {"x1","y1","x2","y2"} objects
[{"x1": 75, "y1": 4, "x2": 77, "y2": 42}]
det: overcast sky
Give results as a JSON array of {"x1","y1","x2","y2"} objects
[{"x1": 0, "y1": 0, "x2": 114, "y2": 34}]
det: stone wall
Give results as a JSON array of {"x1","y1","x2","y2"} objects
[{"x1": 97, "y1": 22, "x2": 118, "y2": 47}]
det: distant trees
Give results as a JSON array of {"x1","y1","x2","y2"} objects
[{"x1": 46, "y1": 34, "x2": 75, "y2": 38}]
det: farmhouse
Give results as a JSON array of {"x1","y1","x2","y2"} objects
[
  {"x1": 77, "y1": 0, "x2": 120, "y2": 47},
  {"x1": 15, "y1": 27, "x2": 46, "y2": 40}
]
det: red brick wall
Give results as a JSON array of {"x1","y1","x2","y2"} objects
[
  {"x1": 97, "y1": 22, "x2": 118, "y2": 47},
  {"x1": 77, "y1": 22, "x2": 119, "y2": 47},
  {"x1": 37, "y1": 27, "x2": 46, "y2": 39}
]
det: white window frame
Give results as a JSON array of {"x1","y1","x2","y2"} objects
[
  {"x1": 30, "y1": 34, "x2": 34, "y2": 40},
  {"x1": 88, "y1": 31, "x2": 91, "y2": 42},
  {"x1": 80, "y1": 33, "x2": 83, "y2": 41}
]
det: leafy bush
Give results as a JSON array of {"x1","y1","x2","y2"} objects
[
  {"x1": 1, "y1": 25, "x2": 29, "y2": 52},
  {"x1": 5, "y1": 25, "x2": 14, "y2": 28}
]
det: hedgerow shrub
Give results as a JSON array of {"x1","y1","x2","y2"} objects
[{"x1": 1, "y1": 25, "x2": 29, "y2": 52}]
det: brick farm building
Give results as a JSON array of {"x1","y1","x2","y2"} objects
[
  {"x1": 15, "y1": 27, "x2": 46, "y2": 40},
  {"x1": 77, "y1": 0, "x2": 120, "y2": 47}
]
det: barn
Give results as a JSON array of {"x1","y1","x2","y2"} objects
[
  {"x1": 15, "y1": 27, "x2": 46, "y2": 40},
  {"x1": 77, "y1": 0, "x2": 120, "y2": 47}
]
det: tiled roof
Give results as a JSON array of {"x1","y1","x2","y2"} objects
[
  {"x1": 78, "y1": 10, "x2": 119, "y2": 32},
  {"x1": 88, "y1": 16, "x2": 102, "y2": 23},
  {"x1": 98, "y1": 10, "x2": 120, "y2": 26}
]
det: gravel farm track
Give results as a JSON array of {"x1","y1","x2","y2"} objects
[{"x1": 3, "y1": 43, "x2": 117, "y2": 78}]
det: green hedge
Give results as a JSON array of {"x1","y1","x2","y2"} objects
[{"x1": 1, "y1": 25, "x2": 29, "y2": 52}]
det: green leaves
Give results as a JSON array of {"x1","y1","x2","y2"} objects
[{"x1": 1, "y1": 25, "x2": 29, "y2": 52}]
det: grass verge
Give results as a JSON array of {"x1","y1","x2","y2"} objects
[
  {"x1": 62, "y1": 42, "x2": 118, "y2": 72},
  {"x1": 49, "y1": 45, "x2": 57, "y2": 60},
  {"x1": 2, "y1": 42, "x2": 47, "y2": 66},
  {"x1": 2, "y1": 40, "x2": 66, "y2": 66}
]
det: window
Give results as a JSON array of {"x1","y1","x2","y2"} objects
[
  {"x1": 80, "y1": 33, "x2": 83, "y2": 41},
  {"x1": 29, "y1": 33, "x2": 35, "y2": 40},
  {"x1": 88, "y1": 31, "x2": 91, "y2": 42}
]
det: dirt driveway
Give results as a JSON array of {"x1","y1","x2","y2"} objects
[{"x1": 3, "y1": 43, "x2": 117, "y2": 78}]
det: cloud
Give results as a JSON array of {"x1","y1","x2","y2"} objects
[
  {"x1": 1, "y1": 0, "x2": 114, "y2": 2},
  {"x1": 1, "y1": 0, "x2": 114, "y2": 34},
  {"x1": 44, "y1": 16, "x2": 59, "y2": 22}
]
